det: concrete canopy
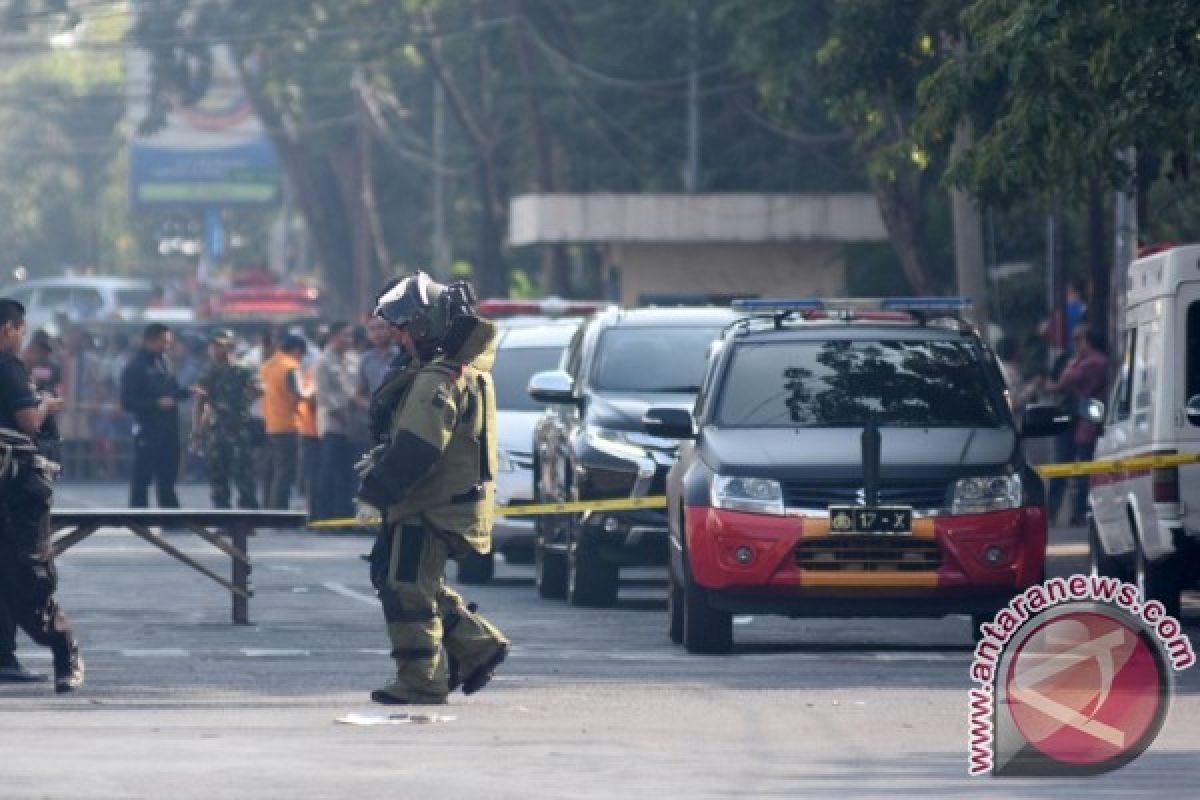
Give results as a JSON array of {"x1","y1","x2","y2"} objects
[
  {"x1": 509, "y1": 193, "x2": 888, "y2": 245},
  {"x1": 507, "y1": 193, "x2": 890, "y2": 305}
]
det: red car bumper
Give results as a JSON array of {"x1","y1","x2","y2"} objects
[{"x1": 684, "y1": 505, "x2": 1046, "y2": 600}]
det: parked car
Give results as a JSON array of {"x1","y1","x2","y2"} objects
[
  {"x1": 650, "y1": 298, "x2": 1069, "y2": 653},
  {"x1": 0, "y1": 276, "x2": 186, "y2": 333},
  {"x1": 528, "y1": 306, "x2": 740, "y2": 606},
  {"x1": 456, "y1": 320, "x2": 580, "y2": 584},
  {"x1": 1089, "y1": 243, "x2": 1200, "y2": 619}
]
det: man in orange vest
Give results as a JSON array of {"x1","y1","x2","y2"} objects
[{"x1": 259, "y1": 335, "x2": 310, "y2": 510}]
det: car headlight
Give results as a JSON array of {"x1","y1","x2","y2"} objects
[
  {"x1": 951, "y1": 473, "x2": 1022, "y2": 515},
  {"x1": 584, "y1": 425, "x2": 650, "y2": 461},
  {"x1": 497, "y1": 448, "x2": 516, "y2": 473},
  {"x1": 711, "y1": 475, "x2": 784, "y2": 516}
]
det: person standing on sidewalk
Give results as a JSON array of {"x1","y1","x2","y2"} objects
[
  {"x1": 0, "y1": 297, "x2": 83, "y2": 692},
  {"x1": 259, "y1": 335, "x2": 310, "y2": 510},
  {"x1": 192, "y1": 329, "x2": 261, "y2": 510},
  {"x1": 1041, "y1": 326, "x2": 1109, "y2": 526},
  {"x1": 312, "y1": 322, "x2": 358, "y2": 521},
  {"x1": 121, "y1": 323, "x2": 191, "y2": 508}
]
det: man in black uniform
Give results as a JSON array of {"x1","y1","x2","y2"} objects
[
  {"x1": 0, "y1": 297, "x2": 83, "y2": 693},
  {"x1": 121, "y1": 323, "x2": 191, "y2": 508},
  {"x1": 0, "y1": 330, "x2": 64, "y2": 683}
]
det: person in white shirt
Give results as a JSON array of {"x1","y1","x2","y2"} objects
[{"x1": 312, "y1": 321, "x2": 359, "y2": 521}]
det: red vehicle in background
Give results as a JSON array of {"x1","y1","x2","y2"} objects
[{"x1": 206, "y1": 285, "x2": 322, "y2": 322}]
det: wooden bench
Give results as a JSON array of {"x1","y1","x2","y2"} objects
[{"x1": 50, "y1": 510, "x2": 309, "y2": 625}]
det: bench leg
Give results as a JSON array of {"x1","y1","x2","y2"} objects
[{"x1": 232, "y1": 523, "x2": 251, "y2": 625}]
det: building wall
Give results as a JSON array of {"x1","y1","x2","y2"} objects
[
  {"x1": 510, "y1": 193, "x2": 888, "y2": 245},
  {"x1": 609, "y1": 242, "x2": 846, "y2": 306}
]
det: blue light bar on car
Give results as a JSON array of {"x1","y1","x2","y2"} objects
[
  {"x1": 731, "y1": 298, "x2": 825, "y2": 312},
  {"x1": 879, "y1": 297, "x2": 971, "y2": 312}
]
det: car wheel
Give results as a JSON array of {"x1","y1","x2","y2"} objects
[
  {"x1": 667, "y1": 563, "x2": 684, "y2": 645},
  {"x1": 567, "y1": 518, "x2": 619, "y2": 608},
  {"x1": 1135, "y1": 538, "x2": 1182, "y2": 620},
  {"x1": 682, "y1": 570, "x2": 732, "y2": 655},
  {"x1": 456, "y1": 550, "x2": 495, "y2": 585},
  {"x1": 535, "y1": 538, "x2": 567, "y2": 599},
  {"x1": 1088, "y1": 518, "x2": 1124, "y2": 579}
]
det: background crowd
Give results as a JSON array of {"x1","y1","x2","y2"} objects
[{"x1": 27, "y1": 316, "x2": 398, "y2": 522}]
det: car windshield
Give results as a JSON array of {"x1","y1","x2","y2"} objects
[
  {"x1": 116, "y1": 288, "x2": 157, "y2": 307},
  {"x1": 717, "y1": 339, "x2": 1006, "y2": 428},
  {"x1": 493, "y1": 346, "x2": 565, "y2": 411},
  {"x1": 591, "y1": 326, "x2": 720, "y2": 392}
]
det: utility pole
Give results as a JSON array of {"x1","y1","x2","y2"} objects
[
  {"x1": 432, "y1": 77, "x2": 449, "y2": 277},
  {"x1": 683, "y1": 6, "x2": 700, "y2": 193},
  {"x1": 1045, "y1": 205, "x2": 1060, "y2": 371},
  {"x1": 950, "y1": 117, "x2": 988, "y2": 332},
  {"x1": 1113, "y1": 147, "x2": 1138, "y2": 330},
  {"x1": 352, "y1": 66, "x2": 373, "y2": 316}
]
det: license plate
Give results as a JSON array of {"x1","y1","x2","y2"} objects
[{"x1": 828, "y1": 506, "x2": 913, "y2": 535}]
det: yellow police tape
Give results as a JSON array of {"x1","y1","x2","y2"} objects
[
  {"x1": 307, "y1": 495, "x2": 667, "y2": 529},
  {"x1": 1034, "y1": 451, "x2": 1200, "y2": 479},
  {"x1": 307, "y1": 453, "x2": 1200, "y2": 529}
]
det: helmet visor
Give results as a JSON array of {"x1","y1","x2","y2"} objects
[{"x1": 374, "y1": 273, "x2": 432, "y2": 328}]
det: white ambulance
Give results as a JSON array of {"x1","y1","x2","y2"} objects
[{"x1": 1089, "y1": 243, "x2": 1200, "y2": 618}]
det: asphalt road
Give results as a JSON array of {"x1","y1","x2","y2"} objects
[{"x1": 1, "y1": 483, "x2": 1197, "y2": 799}]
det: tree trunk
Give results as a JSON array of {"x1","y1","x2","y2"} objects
[
  {"x1": 869, "y1": 176, "x2": 935, "y2": 296},
  {"x1": 232, "y1": 56, "x2": 359, "y2": 313},
  {"x1": 510, "y1": 6, "x2": 569, "y2": 295},
  {"x1": 422, "y1": 39, "x2": 510, "y2": 298}
]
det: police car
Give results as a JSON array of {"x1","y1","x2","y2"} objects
[{"x1": 646, "y1": 298, "x2": 1070, "y2": 654}]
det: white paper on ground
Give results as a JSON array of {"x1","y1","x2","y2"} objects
[{"x1": 335, "y1": 712, "x2": 456, "y2": 726}]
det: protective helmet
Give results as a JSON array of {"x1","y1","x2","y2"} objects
[
  {"x1": 373, "y1": 271, "x2": 445, "y2": 343},
  {"x1": 374, "y1": 271, "x2": 479, "y2": 355}
]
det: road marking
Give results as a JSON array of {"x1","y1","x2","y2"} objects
[
  {"x1": 119, "y1": 649, "x2": 190, "y2": 658},
  {"x1": 322, "y1": 581, "x2": 379, "y2": 607},
  {"x1": 240, "y1": 649, "x2": 312, "y2": 658}
]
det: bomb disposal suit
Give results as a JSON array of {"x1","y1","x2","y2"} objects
[{"x1": 357, "y1": 274, "x2": 509, "y2": 705}]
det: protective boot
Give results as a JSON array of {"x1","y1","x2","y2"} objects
[
  {"x1": 439, "y1": 588, "x2": 509, "y2": 695},
  {"x1": 370, "y1": 684, "x2": 449, "y2": 706},
  {"x1": 375, "y1": 594, "x2": 449, "y2": 702},
  {"x1": 53, "y1": 639, "x2": 84, "y2": 694}
]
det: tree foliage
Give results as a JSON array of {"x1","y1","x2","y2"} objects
[
  {"x1": 718, "y1": 0, "x2": 961, "y2": 294},
  {"x1": 919, "y1": 0, "x2": 1200, "y2": 207},
  {"x1": 0, "y1": 4, "x2": 128, "y2": 276}
]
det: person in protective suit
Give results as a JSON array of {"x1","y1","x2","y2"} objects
[{"x1": 357, "y1": 273, "x2": 510, "y2": 705}]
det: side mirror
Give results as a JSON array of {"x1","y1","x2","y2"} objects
[
  {"x1": 1187, "y1": 395, "x2": 1200, "y2": 426},
  {"x1": 528, "y1": 370, "x2": 576, "y2": 405},
  {"x1": 1021, "y1": 403, "x2": 1072, "y2": 438},
  {"x1": 642, "y1": 407, "x2": 696, "y2": 440}
]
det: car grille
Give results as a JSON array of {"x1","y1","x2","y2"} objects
[
  {"x1": 782, "y1": 482, "x2": 948, "y2": 510},
  {"x1": 582, "y1": 466, "x2": 638, "y2": 499},
  {"x1": 795, "y1": 536, "x2": 942, "y2": 572}
]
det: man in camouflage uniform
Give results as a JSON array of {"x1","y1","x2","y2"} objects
[
  {"x1": 191, "y1": 329, "x2": 261, "y2": 510},
  {"x1": 357, "y1": 273, "x2": 509, "y2": 705}
]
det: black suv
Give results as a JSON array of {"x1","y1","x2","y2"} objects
[
  {"x1": 528, "y1": 307, "x2": 739, "y2": 606},
  {"x1": 646, "y1": 299, "x2": 1069, "y2": 653}
]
